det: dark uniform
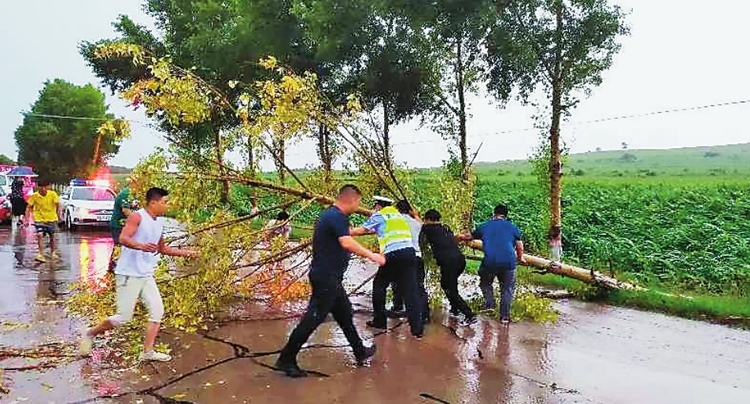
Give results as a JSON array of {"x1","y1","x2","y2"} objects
[
  {"x1": 421, "y1": 223, "x2": 475, "y2": 322},
  {"x1": 276, "y1": 206, "x2": 371, "y2": 377}
]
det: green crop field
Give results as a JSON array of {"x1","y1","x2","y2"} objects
[
  {"x1": 122, "y1": 143, "x2": 750, "y2": 320},
  {"x1": 469, "y1": 144, "x2": 750, "y2": 297},
  {"x1": 228, "y1": 143, "x2": 750, "y2": 298}
]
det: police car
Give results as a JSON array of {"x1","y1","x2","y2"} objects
[{"x1": 60, "y1": 178, "x2": 116, "y2": 231}]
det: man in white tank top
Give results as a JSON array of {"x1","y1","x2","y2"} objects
[{"x1": 80, "y1": 187, "x2": 198, "y2": 362}]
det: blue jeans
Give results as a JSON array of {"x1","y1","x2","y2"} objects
[{"x1": 479, "y1": 264, "x2": 515, "y2": 320}]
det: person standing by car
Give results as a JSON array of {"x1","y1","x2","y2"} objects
[
  {"x1": 109, "y1": 184, "x2": 139, "y2": 272},
  {"x1": 24, "y1": 179, "x2": 62, "y2": 262},
  {"x1": 10, "y1": 177, "x2": 27, "y2": 228}
]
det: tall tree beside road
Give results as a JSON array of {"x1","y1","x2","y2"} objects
[
  {"x1": 486, "y1": 0, "x2": 628, "y2": 245},
  {"x1": 399, "y1": 0, "x2": 499, "y2": 180},
  {"x1": 293, "y1": 0, "x2": 440, "y2": 170},
  {"x1": 14, "y1": 79, "x2": 126, "y2": 183},
  {"x1": 81, "y1": 3, "x2": 323, "y2": 196}
]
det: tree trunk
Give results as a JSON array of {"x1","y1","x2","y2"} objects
[
  {"x1": 247, "y1": 136, "x2": 254, "y2": 173},
  {"x1": 213, "y1": 126, "x2": 230, "y2": 204},
  {"x1": 466, "y1": 241, "x2": 644, "y2": 291},
  {"x1": 92, "y1": 131, "x2": 102, "y2": 169},
  {"x1": 549, "y1": 3, "x2": 564, "y2": 239},
  {"x1": 273, "y1": 137, "x2": 286, "y2": 184},
  {"x1": 382, "y1": 100, "x2": 391, "y2": 170},
  {"x1": 317, "y1": 124, "x2": 332, "y2": 180},
  {"x1": 456, "y1": 37, "x2": 468, "y2": 180}
]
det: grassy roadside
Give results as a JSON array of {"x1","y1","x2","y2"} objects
[{"x1": 465, "y1": 260, "x2": 750, "y2": 328}]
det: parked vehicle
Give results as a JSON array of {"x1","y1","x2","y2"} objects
[
  {"x1": 0, "y1": 187, "x2": 11, "y2": 224},
  {"x1": 60, "y1": 179, "x2": 115, "y2": 231},
  {"x1": 1, "y1": 165, "x2": 37, "y2": 200}
]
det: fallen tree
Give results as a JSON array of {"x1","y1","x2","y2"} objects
[
  {"x1": 195, "y1": 173, "x2": 644, "y2": 291},
  {"x1": 467, "y1": 240, "x2": 644, "y2": 291}
]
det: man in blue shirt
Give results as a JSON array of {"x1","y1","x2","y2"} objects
[
  {"x1": 350, "y1": 196, "x2": 425, "y2": 338},
  {"x1": 463, "y1": 204, "x2": 526, "y2": 324},
  {"x1": 276, "y1": 185, "x2": 384, "y2": 378}
]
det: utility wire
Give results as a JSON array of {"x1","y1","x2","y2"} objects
[
  {"x1": 22, "y1": 98, "x2": 750, "y2": 153},
  {"x1": 386, "y1": 98, "x2": 750, "y2": 148}
]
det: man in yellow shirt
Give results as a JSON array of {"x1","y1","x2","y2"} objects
[{"x1": 24, "y1": 179, "x2": 62, "y2": 262}]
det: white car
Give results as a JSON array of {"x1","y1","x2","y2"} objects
[{"x1": 60, "y1": 182, "x2": 116, "y2": 231}]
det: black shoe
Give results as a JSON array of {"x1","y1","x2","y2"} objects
[
  {"x1": 389, "y1": 306, "x2": 404, "y2": 313},
  {"x1": 386, "y1": 310, "x2": 405, "y2": 319},
  {"x1": 366, "y1": 320, "x2": 387, "y2": 329},
  {"x1": 460, "y1": 315, "x2": 478, "y2": 326},
  {"x1": 274, "y1": 358, "x2": 308, "y2": 378},
  {"x1": 355, "y1": 344, "x2": 377, "y2": 366},
  {"x1": 449, "y1": 308, "x2": 460, "y2": 317}
]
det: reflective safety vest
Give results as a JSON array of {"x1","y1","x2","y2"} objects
[{"x1": 378, "y1": 206, "x2": 414, "y2": 252}]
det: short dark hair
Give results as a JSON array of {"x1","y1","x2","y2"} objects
[
  {"x1": 338, "y1": 184, "x2": 362, "y2": 197},
  {"x1": 276, "y1": 211, "x2": 290, "y2": 221},
  {"x1": 424, "y1": 209, "x2": 441, "y2": 222},
  {"x1": 37, "y1": 179, "x2": 50, "y2": 187},
  {"x1": 396, "y1": 199, "x2": 411, "y2": 214},
  {"x1": 494, "y1": 204, "x2": 508, "y2": 217},
  {"x1": 146, "y1": 187, "x2": 169, "y2": 202},
  {"x1": 374, "y1": 200, "x2": 392, "y2": 208}
]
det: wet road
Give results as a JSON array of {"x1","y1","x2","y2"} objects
[{"x1": 1, "y1": 225, "x2": 749, "y2": 404}]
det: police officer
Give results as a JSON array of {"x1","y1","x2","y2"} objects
[
  {"x1": 389, "y1": 200, "x2": 429, "y2": 322},
  {"x1": 351, "y1": 196, "x2": 425, "y2": 338}
]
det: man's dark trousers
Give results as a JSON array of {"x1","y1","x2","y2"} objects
[
  {"x1": 391, "y1": 256, "x2": 429, "y2": 319},
  {"x1": 372, "y1": 248, "x2": 424, "y2": 336},
  {"x1": 478, "y1": 263, "x2": 516, "y2": 320},
  {"x1": 440, "y1": 256, "x2": 474, "y2": 318},
  {"x1": 278, "y1": 274, "x2": 366, "y2": 364}
]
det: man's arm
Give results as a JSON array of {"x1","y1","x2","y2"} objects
[
  {"x1": 55, "y1": 199, "x2": 62, "y2": 222},
  {"x1": 515, "y1": 240, "x2": 527, "y2": 265},
  {"x1": 158, "y1": 236, "x2": 199, "y2": 258},
  {"x1": 410, "y1": 208, "x2": 422, "y2": 223},
  {"x1": 24, "y1": 205, "x2": 33, "y2": 226},
  {"x1": 349, "y1": 226, "x2": 375, "y2": 236},
  {"x1": 457, "y1": 227, "x2": 478, "y2": 242},
  {"x1": 119, "y1": 212, "x2": 157, "y2": 252},
  {"x1": 350, "y1": 213, "x2": 381, "y2": 236},
  {"x1": 339, "y1": 236, "x2": 385, "y2": 266}
]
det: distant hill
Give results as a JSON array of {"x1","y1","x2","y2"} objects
[
  {"x1": 474, "y1": 143, "x2": 750, "y2": 178},
  {"x1": 108, "y1": 165, "x2": 132, "y2": 174}
]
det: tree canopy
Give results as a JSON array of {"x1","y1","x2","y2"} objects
[{"x1": 14, "y1": 79, "x2": 127, "y2": 183}]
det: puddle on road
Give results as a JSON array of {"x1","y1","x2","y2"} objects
[{"x1": 1, "y1": 226, "x2": 750, "y2": 404}]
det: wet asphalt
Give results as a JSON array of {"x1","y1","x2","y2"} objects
[{"x1": 1, "y1": 225, "x2": 749, "y2": 404}]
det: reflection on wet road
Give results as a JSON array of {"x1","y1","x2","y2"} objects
[{"x1": 1, "y1": 224, "x2": 749, "y2": 404}]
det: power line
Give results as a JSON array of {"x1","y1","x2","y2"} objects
[
  {"x1": 388, "y1": 98, "x2": 750, "y2": 148},
  {"x1": 21, "y1": 112, "x2": 153, "y2": 127},
  {"x1": 22, "y1": 97, "x2": 750, "y2": 151}
]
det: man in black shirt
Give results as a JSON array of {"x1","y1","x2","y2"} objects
[
  {"x1": 276, "y1": 185, "x2": 386, "y2": 378},
  {"x1": 420, "y1": 209, "x2": 476, "y2": 325}
]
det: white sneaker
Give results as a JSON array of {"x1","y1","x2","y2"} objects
[
  {"x1": 79, "y1": 332, "x2": 93, "y2": 356},
  {"x1": 140, "y1": 350, "x2": 172, "y2": 362}
]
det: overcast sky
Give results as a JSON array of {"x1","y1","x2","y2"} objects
[{"x1": 1, "y1": 0, "x2": 748, "y2": 170}]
